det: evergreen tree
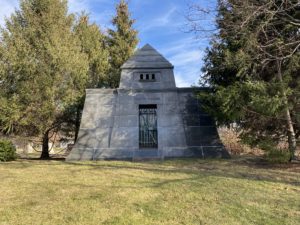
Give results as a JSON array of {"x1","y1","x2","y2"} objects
[
  {"x1": 72, "y1": 13, "x2": 110, "y2": 142},
  {"x1": 192, "y1": 0, "x2": 300, "y2": 160},
  {"x1": 0, "y1": 0, "x2": 89, "y2": 158},
  {"x1": 74, "y1": 13, "x2": 110, "y2": 89},
  {"x1": 107, "y1": 0, "x2": 138, "y2": 88}
]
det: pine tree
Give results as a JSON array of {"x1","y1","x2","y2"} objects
[
  {"x1": 107, "y1": 0, "x2": 138, "y2": 88},
  {"x1": 191, "y1": 0, "x2": 300, "y2": 160},
  {"x1": 74, "y1": 13, "x2": 110, "y2": 89},
  {"x1": 0, "y1": 0, "x2": 89, "y2": 158},
  {"x1": 72, "y1": 13, "x2": 110, "y2": 142}
]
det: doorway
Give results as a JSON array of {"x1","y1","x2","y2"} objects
[{"x1": 139, "y1": 105, "x2": 158, "y2": 148}]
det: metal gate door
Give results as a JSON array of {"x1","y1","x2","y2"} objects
[{"x1": 139, "y1": 105, "x2": 158, "y2": 148}]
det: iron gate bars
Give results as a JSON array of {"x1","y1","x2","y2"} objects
[{"x1": 139, "y1": 105, "x2": 158, "y2": 148}]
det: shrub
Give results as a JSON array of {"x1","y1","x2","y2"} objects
[
  {"x1": 254, "y1": 139, "x2": 290, "y2": 163},
  {"x1": 0, "y1": 139, "x2": 17, "y2": 162},
  {"x1": 266, "y1": 149, "x2": 291, "y2": 163}
]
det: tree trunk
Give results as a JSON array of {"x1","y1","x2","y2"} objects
[
  {"x1": 277, "y1": 60, "x2": 296, "y2": 161},
  {"x1": 40, "y1": 130, "x2": 50, "y2": 159},
  {"x1": 74, "y1": 106, "x2": 81, "y2": 143}
]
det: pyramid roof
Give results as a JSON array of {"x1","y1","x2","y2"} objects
[{"x1": 121, "y1": 44, "x2": 174, "y2": 69}]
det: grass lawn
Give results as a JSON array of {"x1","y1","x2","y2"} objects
[{"x1": 0, "y1": 157, "x2": 299, "y2": 225}]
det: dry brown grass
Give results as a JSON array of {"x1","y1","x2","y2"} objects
[{"x1": 218, "y1": 127, "x2": 264, "y2": 156}]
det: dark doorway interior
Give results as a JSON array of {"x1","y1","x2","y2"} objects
[{"x1": 139, "y1": 105, "x2": 158, "y2": 148}]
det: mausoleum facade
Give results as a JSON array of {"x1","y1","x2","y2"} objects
[{"x1": 67, "y1": 44, "x2": 229, "y2": 160}]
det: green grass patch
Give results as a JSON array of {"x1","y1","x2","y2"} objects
[{"x1": 0, "y1": 158, "x2": 299, "y2": 225}]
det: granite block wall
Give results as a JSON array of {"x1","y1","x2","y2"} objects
[{"x1": 66, "y1": 88, "x2": 229, "y2": 161}]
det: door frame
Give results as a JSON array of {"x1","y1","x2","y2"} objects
[{"x1": 139, "y1": 104, "x2": 158, "y2": 149}]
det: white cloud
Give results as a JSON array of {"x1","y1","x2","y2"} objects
[
  {"x1": 169, "y1": 50, "x2": 202, "y2": 67},
  {"x1": 68, "y1": 0, "x2": 113, "y2": 29},
  {"x1": 68, "y1": 0, "x2": 111, "y2": 13},
  {"x1": 0, "y1": 0, "x2": 19, "y2": 27},
  {"x1": 158, "y1": 37, "x2": 205, "y2": 87},
  {"x1": 138, "y1": 6, "x2": 180, "y2": 32},
  {"x1": 155, "y1": 6, "x2": 177, "y2": 26},
  {"x1": 174, "y1": 65, "x2": 202, "y2": 87},
  {"x1": 68, "y1": 0, "x2": 90, "y2": 13},
  {"x1": 175, "y1": 72, "x2": 195, "y2": 87}
]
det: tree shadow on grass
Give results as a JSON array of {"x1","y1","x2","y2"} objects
[
  {"x1": 3, "y1": 157, "x2": 300, "y2": 187},
  {"x1": 65, "y1": 158, "x2": 300, "y2": 186}
]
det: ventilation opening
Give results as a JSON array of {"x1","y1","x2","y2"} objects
[{"x1": 139, "y1": 73, "x2": 156, "y2": 81}]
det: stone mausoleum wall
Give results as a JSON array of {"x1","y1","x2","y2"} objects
[{"x1": 66, "y1": 44, "x2": 229, "y2": 160}]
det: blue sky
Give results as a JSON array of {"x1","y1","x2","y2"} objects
[{"x1": 0, "y1": 0, "x2": 216, "y2": 87}]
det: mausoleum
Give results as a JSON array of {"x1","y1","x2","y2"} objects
[{"x1": 67, "y1": 44, "x2": 229, "y2": 160}]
